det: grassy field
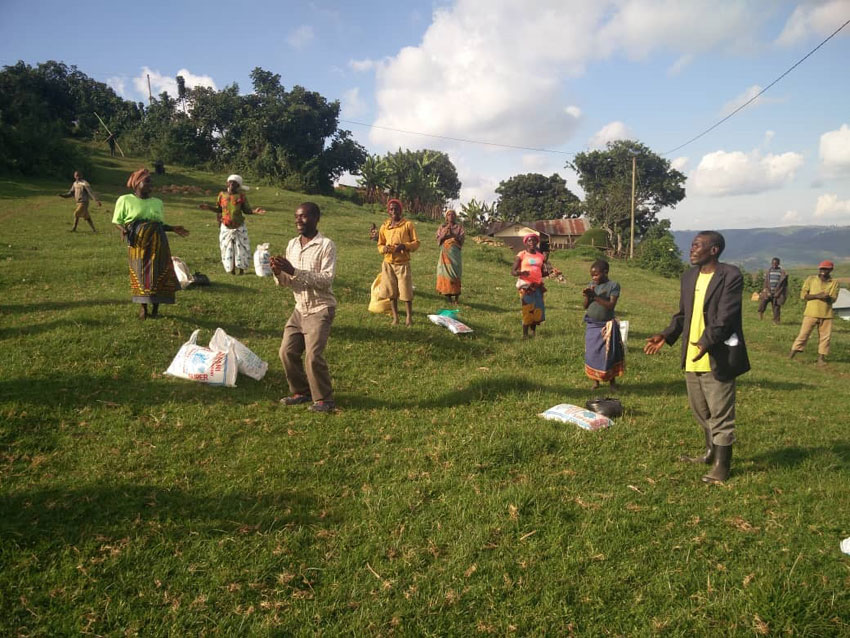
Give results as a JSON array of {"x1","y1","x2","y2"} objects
[{"x1": 2, "y1": 149, "x2": 849, "y2": 636}]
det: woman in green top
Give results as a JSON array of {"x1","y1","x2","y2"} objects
[{"x1": 112, "y1": 168, "x2": 189, "y2": 320}]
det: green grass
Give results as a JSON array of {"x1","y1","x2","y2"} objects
[{"x1": 2, "y1": 148, "x2": 849, "y2": 636}]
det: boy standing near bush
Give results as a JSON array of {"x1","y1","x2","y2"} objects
[{"x1": 59, "y1": 171, "x2": 101, "y2": 232}]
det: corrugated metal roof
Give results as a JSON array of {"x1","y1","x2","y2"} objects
[{"x1": 486, "y1": 218, "x2": 589, "y2": 236}]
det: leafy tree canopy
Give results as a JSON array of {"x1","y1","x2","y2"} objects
[
  {"x1": 494, "y1": 173, "x2": 581, "y2": 222},
  {"x1": 569, "y1": 140, "x2": 686, "y2": 255}
]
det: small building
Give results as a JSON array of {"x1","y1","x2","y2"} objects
[
  {"x1": 835, "y1": 288, "x2": 850, "y2": 321},
  {"x1": 487, "y1": 218, "x2": 590, "y2": 253}
]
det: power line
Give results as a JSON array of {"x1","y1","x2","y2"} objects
[
  {"x1": 339, "y1": 118, "x2": 575, "y2": 156},
  {"x1": 663, "y1": 17, "x2": 850, "y2": 156}
]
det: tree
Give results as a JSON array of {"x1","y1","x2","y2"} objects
[
  {"x1": 569, "y1": 140, "x2": 686, "y2": 256},
  {"x1": 494, "y1": 173, "x2": 581, "y2": 222},
  {"x1": 371, "y1": 149, "x2": 461, "y2": 218},
  {"x1": 357, "y1": 155, "x2": 389, "y2": 203},
  {"x1": 635, "y1": 219, "x2": 685, "y2": 278},
  {"x1": 459, "y1": 198, "x2": 495, "y2": 234}
]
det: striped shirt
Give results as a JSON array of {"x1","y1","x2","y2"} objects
[{"x1": 274, "y1": 232, "x2": 337, "y2": 314}]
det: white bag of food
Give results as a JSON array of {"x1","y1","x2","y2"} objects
[
  {"x1": 254, "y1": 243, "x2": 272, "y2": 277},
  {"x1": 539, "y1": 404, "x2": 613, "y2": 430},
  {"x1": 165, "y1": 329, "x2": 237, "y2": 387},
  {"x1": 427, "y1": 314, "x2": 473, "y2": 334},
  {"x1": 171, "y1": 256, "x2": 194, "y2": 290},
  {"x1": 209, "y1": 327, "x2": 268, "y2": 381}
]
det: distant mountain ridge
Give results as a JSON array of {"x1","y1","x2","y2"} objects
[{"x1": 671, "y1": 226, "x2": 850, "y2": 270}]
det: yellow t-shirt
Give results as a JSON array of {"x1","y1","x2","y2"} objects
[
  {"x1": 686, "y1": 271, "x2": 714, "y2": 373},
  {"x1": 801, "y1": 276, "x2": 840, "y2": 319}
]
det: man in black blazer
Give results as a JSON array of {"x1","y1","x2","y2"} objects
[{"x1": 644, "y1": 231, "x2": 750, "y2": 484}]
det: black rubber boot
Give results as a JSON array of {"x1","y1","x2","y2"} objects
[
  {"x1": 680, "y1": 429, "x2": 714, "y2": 464},
  {"x1": 702, "y1": 445, "x2": 732, "y2": 484}
]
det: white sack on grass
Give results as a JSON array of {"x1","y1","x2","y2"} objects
[
  {"x1": 254, "y1": 243, "x2": 272, "y2": 277},
  {"x1": 165, "y1": 329, "x2": 237, "y2": 387},
  {"x1": 172, "y1": 256, "x2": 194, "y2": 290},
  {"x1": 618, "y1": 320, "x2": 629, "y2": 345},
  {"x1": 209, "y1": 327, "x2": 268, "y2": 381},
  {"x1": 539, "y1": 404, "x2": 613, "y2": 431},
  {"x1": 427, "y1": 314, "x2": 473, "y2": 334}
]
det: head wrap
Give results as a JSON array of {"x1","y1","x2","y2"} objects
[
  {"x1": 126, "y1": 168, "x2": 150, "y2": 191},
  {"x1": 227, "y1": 174, "x2": 243, "y2": 188},
  {"x1": 818, "y1": 260, "x2": 834, "y2": 270},
  {"x1": 523, "y1": 233, "x2": 539, "y2": 244},
  {"x1": 445, "y1": 209, "x2": 456, "y2": 218},
  {"x1": 387, "y1": 198, "x2": 403, "y2": 213}
]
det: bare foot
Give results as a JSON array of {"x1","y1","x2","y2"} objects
[
  {"x1": 405, "y1": 316, "x2": 412, "y2": 327},
  {"x1": 391, "y1": 318, "x2": 399, "y2": 326},
  {"x1": 591, "y1": 381, "x2": 600, "y2": 390}
]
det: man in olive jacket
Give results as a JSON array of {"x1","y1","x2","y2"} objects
[{"x1": 645, "y1": 231, "x2": 750, "y2": 484}]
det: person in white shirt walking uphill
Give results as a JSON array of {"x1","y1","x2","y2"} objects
[{"x1": 271, "y1": 202, "x2": 338, "y2": 413}]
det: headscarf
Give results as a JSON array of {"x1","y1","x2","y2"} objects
[
  {"x1": 127, "y1": 168, "x2": 150, "y2": 191},
  {"x1": 445, "y1": 209, "x2": 457, "y2": 220},
  {"x1": 387, "y1": 198, "x2": 403, "y2": 214},
  {"x1": 523, "y1": 233, "x2": 539, "y2": 244},
  {"x1": 227, "y1": 174, "x2": 243, "y2": 188}
]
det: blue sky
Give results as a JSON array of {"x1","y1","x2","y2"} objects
[{"x1": 2, "y1": 0, "x2": 849, "y2": 229}]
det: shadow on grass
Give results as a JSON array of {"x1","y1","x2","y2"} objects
[
  {"x1": 0, "y1": 484, "x2": 323, "y2": 548},
  {"x1": 746, "y1": 443, "x2": 850, "y2": 471},
  {"x1": 0, "y1": 299, "x2": 125, "y2": 314},
  {"x1": 0, "y1": 318, "x2": 110, "y2": 340}
]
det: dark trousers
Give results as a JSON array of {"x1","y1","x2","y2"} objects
[
  {"x1": 279, "y1": 307, "x2": 335, "y2": 402},
  {"x1": 757, "y1": 294, "x2": 781, "y2": 321}
]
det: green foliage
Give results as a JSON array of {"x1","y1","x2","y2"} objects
[
  {"x1": 574, "y1": 227, "x2": 610, "y2": 248},
  {"x1": 570, "y1": 140, "x2": 686, "y2": 255},
  {"x1": 494, "y1": 173, "x2": 581, "y2": 222},
  {"x1": 636, "y1": 219, "x2": 686, "y2": 278},
  {"x1": 459, "y1": 198, "x2": 496, "y2": 234},
  {"x1": 0, "y1": 60, "x2": 140, "y2": 175}
]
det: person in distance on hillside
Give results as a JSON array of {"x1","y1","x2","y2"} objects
[
  {"x1": 757, "y1": 257, "x2": 788, "y2": 324},
  {"x1": 59, "y1": 170, "x2": 101, "y2": 233},
  {"x1": 583, "y1": 259, "x2": 625, "y2": 390},
  {"x1": 512, "y1": 233, "x2": 550, "y2": 338},
  {"x1": 112, "y1": 168, "x2": 189, "y2": 320},
  {"x1": 271, "y1": 202, "x2": 338, "y2": 413},
  {"x1": 376, "y1": 198, "x2": 420, "y2": 326},
  {"x1": 644, "y1": 231, "x2": 750, "y2": 484},
  {"x1": 199, "y1": 175, "x2": 266, "y2": 275},
  {"x1": 789, "y1": 260, "x2": 839, "y2": 366},
  {"x1": 435, "y1": 209, "x2": 465, "y2": 304}
]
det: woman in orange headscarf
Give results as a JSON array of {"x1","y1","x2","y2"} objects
[{"x1": 112, "y1": 168, "x2": 189, "y2": 319}]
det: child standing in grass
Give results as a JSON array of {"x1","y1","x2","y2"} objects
[
  {"x1": 59, "y1": 170, "x2": 101, "y2": 232},
  {"x1": 582, "y1": 259, "x2": 625, "y2": 389}
]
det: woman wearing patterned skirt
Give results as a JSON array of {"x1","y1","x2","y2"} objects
[
  {"x1": 200, "y1": 174, "x2": 266, "y2": 274},
  {"x1": 435, "y1": 209, "x2": 465, "y2": 303}
]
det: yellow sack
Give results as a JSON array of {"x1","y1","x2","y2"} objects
[{"x1": 369, "y1": 273, "x2": 392, "y2": 314}]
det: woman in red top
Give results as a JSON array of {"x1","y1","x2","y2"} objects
[
  {"x1": 200, "y1": 175, "x2": 266, "y2": 274},
  {"x1": 511, "y1": 234, "x2": 549, "y2": 338}
]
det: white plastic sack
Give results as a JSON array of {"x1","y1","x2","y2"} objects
[
  {"x1": 427, "y1": 314, "x2": 473, "y2": 334},
  {"x1": 618, "y1": 319, "x2": 629, "y2": 344},
  {"x1": 172, "y1": 256, "x2": 194, "y2": 290},
  {"x1": 165, "y1": 329, "x2": 237, "y2": 387},
  {"x1": 254, "y1": 243, "x2": 272, "y2": 277},
  {"x1": 209, "y1": 327, "x2": 268, "y2": 381},
  {"x1": 539, "y1": 404, "x2": 613, "y2": 431}
]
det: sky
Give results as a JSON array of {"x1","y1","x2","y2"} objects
[{"x1": 2, "y1": 0, "x2": 849, "y2": 230}]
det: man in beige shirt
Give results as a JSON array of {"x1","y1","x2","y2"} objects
[
  {"x1": 789, "y1": 260, "x2": 840, "y2": 366},
  {"x1": 59, "y1": 171, "x2": 101, "y2": 232},
  {"x1": 271, "y1": 202, "x2": 337, "y2": 413}
]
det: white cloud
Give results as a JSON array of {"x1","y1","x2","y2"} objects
[
  {"x1": 106, "y1": 76, "x2": 126, "y2": 97},
  {"x1": 369, "y1": 0, "x2": 764, "y2": 152},
  {"x1": 781, "y1": 209, "x2": 801, "y2": 224},
  {"x1": 667, "y1": 53, "x2": 693, "y2": 75},
  {"x1": 589, "y1": 121, "x2": 634, "y2": 149},
  {"x1": 341, "y1": 87, "x2": 367, "y2": 119},
  {"x1": 287, "y1": 25, "x2": 315, "y2": 49},
  {"x1": 819, "y1": 123, "x2": 850, "y2": 176},
  {"x1": 776, "y1": 0, "x2": 850, "y2": 46},
  {"x1": 565, "y1": 105, "x2": 582, "y2": 118},
  {"x1": 689, "y1": 149, "x2": 805, "y2": 196},
  {"x1": 720, "y1": 85, "x2": 784, "y2": 116},
  {"x1": 763, "y1": 130, "x2": 775, "y2": 147},
  {"x1": 132, "y1": 67, "x2": 216, "y2": 100},
  {"x1": 814, "y1": 193, "x2": 850, "y2": 219},
  {"x1": 520, "y1": 154, "x2": 548, "y2": 171},
  {"x1": 349, "y1": 58, "x2": 377, "y2": 72},
  {"x1": 671, "y1": 156, "x2": 689, "y2": 172}
]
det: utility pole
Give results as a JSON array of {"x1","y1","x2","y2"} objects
[
  {"x1": 629, "y1": 155, "x2": 636, "y2": 259},
  {"x1": 147, "y1": 74, "x2": 153, "y2": 104}
]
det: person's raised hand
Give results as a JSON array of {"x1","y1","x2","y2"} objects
[{"x1": 253, "y1": 207, "x2": 267, "y2": 215}]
